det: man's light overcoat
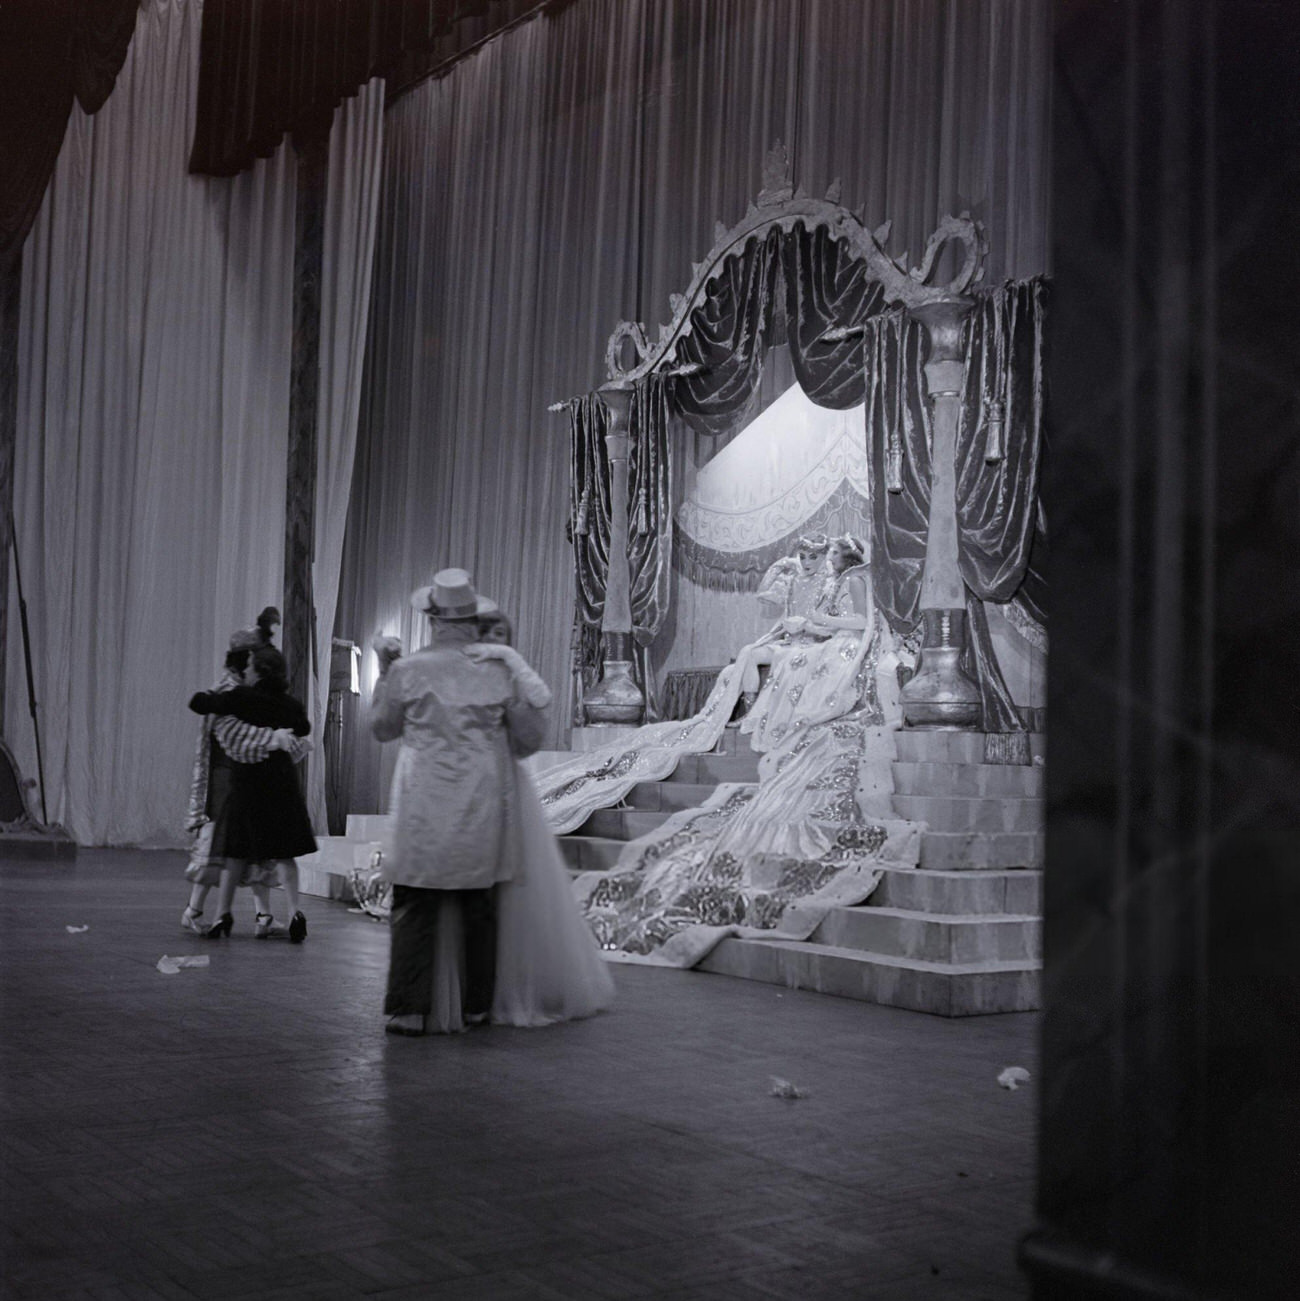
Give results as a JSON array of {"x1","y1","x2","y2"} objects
[{"x1": 370, "y1": 645, "x2": 546, "y2": 889}]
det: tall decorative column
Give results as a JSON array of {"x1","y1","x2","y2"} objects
[
  {"x1": 582, "y1": 380, "x2": 644, "y2": 725},
  {"x1": 900, "y1": 297, "x2": 982, "y2": 729}
]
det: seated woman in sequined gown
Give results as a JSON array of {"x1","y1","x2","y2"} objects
[
  {"x1": 573, "y1": 536, "x2": 923, "y2": 966},
  {"x1": 731, "y1": 533, "x2": 835, "y2": 706},
  {"x1": 739, "y1": 534, "x2": 875, "y2": 753},
  {"x1": 535, "y1": 534, "x2": 834, "y2": 835}
]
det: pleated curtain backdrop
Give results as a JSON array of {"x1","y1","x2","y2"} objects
[
  {"x1": 6, "y1": 0, "x2": 382, "y2": 847},
  {"x1": 307, "y1": 78, "x2": 386, "y2": 836},
  {"x1": 336, "y1": 0, "x2": 1051, "y2": 812},
  {"x1": 7, "y1": 0, "x2": 295, "y2": 846}
]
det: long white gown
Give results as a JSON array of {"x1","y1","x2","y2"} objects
[
  {"x1": 381, "y1": 758, "x2": 616, "y2": 1034},
  {"x1": 571, "y1": 569, "x2": 924, "y2": 967}
]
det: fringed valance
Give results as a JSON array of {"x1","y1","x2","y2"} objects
[{"x1": 674, "y1": 480, "x2": 873, "y2": 591}]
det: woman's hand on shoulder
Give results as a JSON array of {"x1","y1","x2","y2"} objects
[
  {"x1": 372, "y1": 634, "x2": 403, "y2": 676},
  {"x1": 464, "y1": 643, "x2": 525, "y2": 672}
]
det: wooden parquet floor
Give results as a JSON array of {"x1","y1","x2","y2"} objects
[{"x1": 0, "y1": 850, "x2": 1038, "y2": 1300}]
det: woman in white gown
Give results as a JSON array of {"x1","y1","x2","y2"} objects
[
  {"x1": 361, "y1": 619, "x2": 615, "y2": 1032},
  {"x1": 469, "y1": 615, "x2": 615, "y2": 1028},
  {"x1": 739, "y1": 534, "x2": 877, "y2": 753},
  {"x1": 573, "y1": 535, "x2": 923, "y2": 965},
  {"x1": 535, "y1": 534, "x2": 836, "y2": 834}
]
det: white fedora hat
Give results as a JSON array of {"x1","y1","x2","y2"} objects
[{"x1": 410, "y1": 568, "x2": 499, "y2": 620}]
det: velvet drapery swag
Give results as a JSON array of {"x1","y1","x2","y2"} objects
[
  {"x1": 866, "y1": 276, "x2": 1049, "y2": 732},
  {"x1": 568, "y1": 376, "x2": 673, "y2": 720},
  {"x1": 670, "y1": 224, "x2": 889, "y2": 431}
]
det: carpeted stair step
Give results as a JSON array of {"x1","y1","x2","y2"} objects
[
  {"x1": 575, "y1": 807, "x2": 675, "y2": 840},
  {"x1": 663, "y1": 752, "x2": 762, "y2": 784},
  {"x1": 894, "y1": 731, "x2": 1046, "y2": 764},
  {"x1": 697, "y1": 939, "x2": 1041, "y2": 1016},
  {"x1": 626, "y1": 782, "x2": 723, "y2": 812},
  {"x1": 870, "y1": 866, "x2": 1042, "y2": 915},
  {"x1": 893, "y1": 794, "x2": 1044, "y2": 834},
  {"x1": 892, "y1": 761, "x2": 1043, "y2": 798},
  {"x1": 919, "y1": 830, "x2": 1044, "y2": 870},
  {"x1": 811, "y1": 905, "x2": 1041, "y2": 963},
  {"x1": 558, "y1": 835, "x2": 626, "y2": 874}
]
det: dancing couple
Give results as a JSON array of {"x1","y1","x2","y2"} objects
[
  {"x1": 370, "y1": 569, "x2": 614, "y2": 1037},
  {"x1": 183, "y1": 608, "x2": 317, "y2": 941}
]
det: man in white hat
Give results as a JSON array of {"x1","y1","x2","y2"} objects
[{"x1": 369, "y1": 568, "x2": 548, "y2": 1035}]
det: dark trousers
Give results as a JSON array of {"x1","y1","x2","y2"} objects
[{"x1": 384, "y1": 884, "x2": 498, "y2": 1018}]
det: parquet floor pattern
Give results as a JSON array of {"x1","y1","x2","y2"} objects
[{"x1": 1, "y1": 850, "x2": 1037, "y2": 1300}]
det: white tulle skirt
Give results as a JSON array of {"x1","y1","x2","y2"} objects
[{"x1": 425, "y1": 761, "x2": 616, "y2": 1033}]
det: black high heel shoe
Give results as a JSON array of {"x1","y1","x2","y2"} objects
[{"x1": 203, "y1": 912, "x2": 234, "y2": 938}]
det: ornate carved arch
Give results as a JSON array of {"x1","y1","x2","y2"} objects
[{"x1": 602, "y1": 143, "x2": 987, "y2": 385}]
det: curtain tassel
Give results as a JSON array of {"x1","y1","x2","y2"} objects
[
  {"x1": 575, "y1": 487, "x2": 591, "y2": 537},
  {"x1": 983, "y1": 396, "x2": 1005, "y2": 464},
  {"x1": 886, "y1": 436, "x2": 904, "y2": 493}
]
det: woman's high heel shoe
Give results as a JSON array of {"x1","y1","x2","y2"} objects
[{"x1": 202, "y1": 912, "x2": 234, "y2": 938}]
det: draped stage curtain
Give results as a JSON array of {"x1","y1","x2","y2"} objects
[
  {"x1": 567, "y1": 376, "x2": 673, "y2": 722},
  {"x1": 336, "y1": 0, "x2": 1049, "y2": 806},
  {"x1": 7, "y1": 0, "x2": 383, "y2": 846},
  {"x1": 671, "y1": 224, "x2": 889, "y2": 430},
  {"x1": 6, "y1": 0, "x2": 295, "y2": 845},
  {"x1": 866, "y1": 278, "x2": 1049, "y2": 733},
  {"x1": 305, "y1": 78, "x2": 386, "y2": 835}
]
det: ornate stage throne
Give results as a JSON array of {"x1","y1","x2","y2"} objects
[{"x1": 552, "y1": 145, "x2": 1048, "y2": 1015}]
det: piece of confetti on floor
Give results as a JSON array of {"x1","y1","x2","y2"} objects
[
  {"x1": 156, "y1": 955, "x2": 211, "y2": 974},
  {"x1": 769, "y1": 1076, "x2": 807, "y2": 1100}
]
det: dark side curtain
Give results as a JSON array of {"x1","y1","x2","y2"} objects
[
  {"x1": 669, "y1": 223, "x2": 886, "y2": 431},
  {"x1": 0, "y1": 0, "x2": 139, "y2": 269},
  {"x1": 866, "y1": 277, "x2": 1049, "y2": 733}
]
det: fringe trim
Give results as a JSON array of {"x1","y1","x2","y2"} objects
[
  {"x1": 984, "y1": 732, "x2": 1032, "y2": 766},
  {"x1": 673, "y1": 481, "x2": 871, "y2": 590},
  {"x1": 1004, "y1": 598, "x2": 1048, "y2": 653}
]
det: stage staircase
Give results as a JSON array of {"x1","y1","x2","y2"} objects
[
  {"x1": 558, "y1": 726, "x2": 1044, "y2": 1017},
  {"x1": 298, "y1": 727, "x2": 1044, "y2": 1017}
]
